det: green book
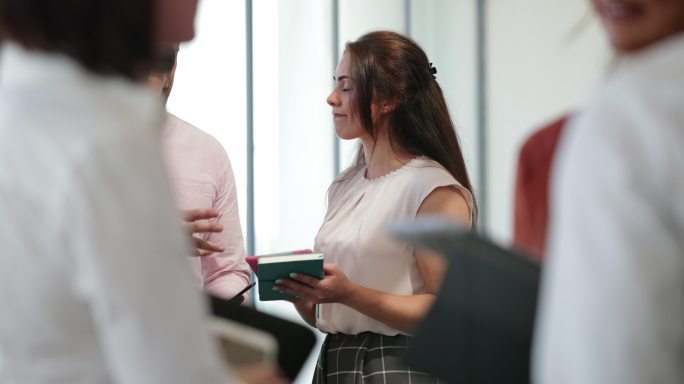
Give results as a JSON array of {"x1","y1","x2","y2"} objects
[{"x1": 256, "y1": 252, "x2": 324, "y2": 301}]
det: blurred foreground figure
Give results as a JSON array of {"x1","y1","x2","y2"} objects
[
  {"x1": 534, "y1": 1, "x2": 684, "y2": 383},
  {"x1": 0, "y1": 1, "x2": 285, "y2": 383}
]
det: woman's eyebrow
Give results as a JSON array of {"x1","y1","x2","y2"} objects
[{"x1": 333, "y1": 75, "x2": 349, "y2": 81}]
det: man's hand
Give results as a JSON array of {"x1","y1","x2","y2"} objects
[{"x1": 182, "y1": 208, "x2": 225, "y2": 256}]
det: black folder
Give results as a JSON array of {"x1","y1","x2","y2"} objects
[
  {"x1": 208, "y1": 295, "x2": 317, "y2": 381},
  {"x1": 390, "y1": 217, "x2": 541, "y2": 384}
]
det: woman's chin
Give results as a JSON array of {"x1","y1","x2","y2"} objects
[{"x1": 334, "y1": 128, "x2": 358, "y2": 141}]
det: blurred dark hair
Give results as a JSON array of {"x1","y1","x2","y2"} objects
[
  {"x1": 342, "y1": 30, "x2": 477, "y2": 221},
  {"x1": 0, "y1": 0, "x2": 155, "y2": 80},
  {"x1": 151, "y1": 46, "x2": 178, "y2": 74}
]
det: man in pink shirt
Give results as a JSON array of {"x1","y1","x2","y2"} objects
[{"x1": 149, "y1": 47, "x2": 252, "y2": 301}]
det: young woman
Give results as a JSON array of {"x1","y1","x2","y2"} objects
[
  {"x1": 276, "y1": 31, "x2": 476, "y2": 383},
  {"x1": 534, "y1": 1, "x2": 684, "y2": 383}
]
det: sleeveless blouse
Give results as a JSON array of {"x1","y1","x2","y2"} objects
[{"x1": 314, "y1": 156, "x2": 474, "y2": 336}]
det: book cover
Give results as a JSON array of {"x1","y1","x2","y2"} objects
[
  {"x1": 256, "y1": 251, "x2": 324, "y2": 301},
  {"x1": 246, "y1": 249, "x2": 313, "y2": 276}
]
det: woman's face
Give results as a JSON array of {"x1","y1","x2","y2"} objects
[
  {"x1": 592, "y1": 0, "x2": 684, "y2": 52},
  {"x1": 326, "y1": 53, "x2": 368, "y2": 141}
]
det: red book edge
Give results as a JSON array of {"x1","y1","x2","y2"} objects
[{"x1": 246, "y1": 249, "x2": 313, "y2": 276}]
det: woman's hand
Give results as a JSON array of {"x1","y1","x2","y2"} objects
[{"x1": 275, "y1": 263, "x2": 355, "y2": 304}]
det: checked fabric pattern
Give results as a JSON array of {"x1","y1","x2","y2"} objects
[{"x1": 313, "y1": 332, "x2": 444, "y2": 384}]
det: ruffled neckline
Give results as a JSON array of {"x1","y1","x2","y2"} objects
[{"x1": 362, "y1": 156, "x2": 424, "y2": 184}]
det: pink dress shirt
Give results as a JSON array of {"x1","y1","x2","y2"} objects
[{"x1": 162, "y1": 113, "x2": 251, "y2": 300}]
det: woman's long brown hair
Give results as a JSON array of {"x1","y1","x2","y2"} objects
[{"x1": 339, "y1": 30, "x2": 477, "y2": 221}]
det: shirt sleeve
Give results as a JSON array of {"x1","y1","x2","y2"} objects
[
  {"x1": 533, "y1": 104, "x2": 684, "y2": 383},
  {"x1": 69, "y1": 133, "x2": 238, "y2": 384},
  {"x1": 200, "y1": 145, "x2": 252, "y2": 301}
]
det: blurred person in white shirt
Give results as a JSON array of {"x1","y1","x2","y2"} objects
[
  {"x1": 534, "y1": 1, "x2": 684, "y2": 383},
  {"x1": 0, "y1": 0, "x2": 285, "y2": 383}
]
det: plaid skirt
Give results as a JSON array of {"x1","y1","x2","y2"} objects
[{"x1": 312, "y1": 332, "x2": 444, "y2": 384}]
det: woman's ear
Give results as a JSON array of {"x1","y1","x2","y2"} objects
[
  {"x1": 380, "y1": 100, "x2": 398, "y2": 114},
  {"x1": 370, "y1": 98, "x2": 397, "y2": 122}
]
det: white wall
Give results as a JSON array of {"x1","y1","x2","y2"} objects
[
  {"x1": 252, "y1": 2, "x2": 336, "y2": 381},
  {"x1": 485, "y1": 0, "x2": 610, "y2": 243},
  {"x1": 272, "y1": 0, "x2": 335, "y2": 254}
]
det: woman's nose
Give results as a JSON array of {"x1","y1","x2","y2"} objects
[{"x1": 327, "y1": 91, "x2": 339, "y2": 107}]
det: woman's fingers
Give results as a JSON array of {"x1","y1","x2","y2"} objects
[
  {"x1": 289, "y1": 272, "x2": 320, "y2": 287},
  {"x1": 275, "y1": 278, "x2": 317, "y2": 300}
]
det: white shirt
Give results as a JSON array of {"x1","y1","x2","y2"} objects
[
  {"x1": 315, "y1": 157, "x2": 474, "y2": 336},
  {"x1": 0, "y1": 44, "x2": 236, "y2": 383},
  {"x1": 534, "y1": 33, "x2": 684, "y2": 383}
]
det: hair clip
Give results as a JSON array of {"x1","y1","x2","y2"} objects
[{"x1": 428, "y1": 62, "x2": 437, "y2": 79}]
